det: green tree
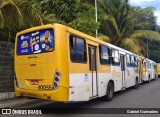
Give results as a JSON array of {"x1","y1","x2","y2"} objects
[
  {"x1": 28, "y1": 0, "x2": 65, "y2": 24},
  {"x1": 0, "y1": 0, "x2": 43, "y2": 42},
  {"x1": 39, "y1": 0, "x2": 100, "y2": 36},
  {"x1": 133, "y1": 7, "x2": 157, "y2": 31},
  {"x1": 79, "y1": 0, "x2": 95, "y2": 5},
  {"x1": 68, "y1": 2, "x2": 100, "y2": 36},
  {"x1": 40, "y1": 0, "x2": 78, "y2": 23},
  {"x1": 99, "y1": 0, "x2": 160, "y2": 56}
]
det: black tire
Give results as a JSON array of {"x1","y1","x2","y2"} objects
[
  {"x1": 104, "y1": 82, "x2": 114, "y2": 101},
  {"x1": 134, "y1": 78, "x2": 139, "y2": 89}
]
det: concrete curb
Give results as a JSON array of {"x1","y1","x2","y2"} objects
[
  {"x1": 0, "y1": 97, "x2": 43, "y2": 108},
  {"x1": 0, "y1": 92, "x2": 16, "y2": 101}
]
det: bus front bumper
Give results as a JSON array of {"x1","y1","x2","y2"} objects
[{"x1": 15, "y1": 86, "x2": 68, "y2": 102}]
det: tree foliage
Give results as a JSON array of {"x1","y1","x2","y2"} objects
[
  {"x1": 98, "y1": 0, "x2": 160, "y2": 56},
  {"x1": 0, "y1": 0, "x2": 160, "y2": 61},
  {"x1": 39, "y1": 0, "x2": 100, "y2": 36},
  {"x1": 68, "y1": 2, "x2": 100, "y2": 36},
  {"x1": 0, "y1": 0, "x2": 43, "y2": 42}
]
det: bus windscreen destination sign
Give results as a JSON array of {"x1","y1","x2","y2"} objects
[{"x1": 17, "y1": 29, "x2": 54, "y2": 55}]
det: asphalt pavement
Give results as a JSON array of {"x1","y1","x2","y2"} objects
[{"x1": 1, "y1": 78, "x2": 160, "y2": 117}]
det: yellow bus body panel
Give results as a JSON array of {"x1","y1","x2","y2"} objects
[
  {"x1": 157, "y1": 63, "x2": 160, "y2": 75},
  {"x1": 15, "y1": 24, "x2": 69, "y2": 102}
]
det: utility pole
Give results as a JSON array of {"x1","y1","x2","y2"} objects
[{"x1": 95, "y1": 0, "x2": 98, "y2": 38}]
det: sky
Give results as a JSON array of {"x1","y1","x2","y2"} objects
[{"x1": 130, "y1": 0, "x2": 160, "y2": 25}]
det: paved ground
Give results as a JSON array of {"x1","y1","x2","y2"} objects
[{"x1": 1, "y1": 78, "x2": 160, "y2": 117}]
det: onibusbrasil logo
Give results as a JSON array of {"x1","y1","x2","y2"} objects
[{"x1": 1, "y1": 109, "x2": 42, "y2": 115}]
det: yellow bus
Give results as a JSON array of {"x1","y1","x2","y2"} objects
[
  {"x1": 157, "y1": 63, "x2": 160, "y2": 78},
  {"x1": 141, "y1": 59, "x2": 157, "y2": 82},
  {"x1": 14, "y1": 23, "x2": 157, "y2": 102},
  {"x1": 137, "y1": 56, "x2": 144, "y2": 83}
]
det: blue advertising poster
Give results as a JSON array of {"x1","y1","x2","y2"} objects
[{"x1": 17, "y1": 29, "x2": 54, "y2": 55}]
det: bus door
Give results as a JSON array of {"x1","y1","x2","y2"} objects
[
  {"x1": 120, "y1": 54, "x2": 126, "y2": 88},
  {"x1": 138, "y1": 58, "x2": 142, "y2": 83},
  {"x1": 88, "y1": 45, "x2": 98, "y2": 97},
  {"x1": 143, "y1": 60, "x2": 147, "y2": 80}
]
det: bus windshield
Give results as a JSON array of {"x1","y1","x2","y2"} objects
[{"x1": 17, "y1": 29, "x2": 54, "y2": 55}]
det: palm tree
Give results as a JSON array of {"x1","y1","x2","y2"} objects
[
  {"x1": 99, "y1": 0, "x2": 160, "y2": 56},
  {"x1": 40, "y1": 0, "x2": 78, "y2": 23},
  {"x1": 0, "y1": 0, "x2": 43, "y2": 42}
]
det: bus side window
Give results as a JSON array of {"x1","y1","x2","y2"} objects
[
  {"x1": 154, "y1": 64, "x2": 157, "y2": 70},
  {"x1": 111, "y1": 49, "x2": 120, "y2": 66},
  {"x1": 126, "y1": 54, "x2": 131, "y2": 67},
  {"x1": 70, "y1": 35, "x2": 86, "y2": 63},
  {"x1": 99, "y1": 45, "x2": 111, "y2": 65},
  {"x1": 130, "y1": 56, "x2": 135, "y2": 67},
  {"x1": 153, "y1": 63, "x2": 156, "y2": 69},
  {"x1": 141, "y1": 59, "x2": 144, "y2": 65},
  {"x1": 134, "y1": 57, "x2": 138, "y2": 67},
  {"x1": 148, "y1": 62, "x2": 150, "y2": 69}
]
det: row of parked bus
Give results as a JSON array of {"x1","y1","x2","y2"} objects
[
  {"x1": 157, "y1": 63, "x2": 160, "y2": 77},
  {"x1": 139, "y1": 57, "x2": 157, "y2": 83},
  {"x1": 14, "y1": 24, "x2": 158, "y2": 102}
]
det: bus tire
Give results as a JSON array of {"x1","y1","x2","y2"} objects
[
  {"x1": 134, "y1": 77, "x2": 139, "y2": 89},
  {"x1": 104, "y1": 81, "x2": 114, "y2": 101}
]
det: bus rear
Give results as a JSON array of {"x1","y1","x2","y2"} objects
[
  {"x1": 14, "y1": 24, "x2": 69, "y2": 102},
  {"x1": 157, "y1": 63, "x2": 160, "y2": 78}
]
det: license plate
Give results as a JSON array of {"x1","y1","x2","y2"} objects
[{"x1": 30, "y1": 80, "x2": 39, "y2": 85}]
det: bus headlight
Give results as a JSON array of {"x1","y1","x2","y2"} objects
[{"x1": 53, "y1": 69, "x2": 61, "y2": 89}]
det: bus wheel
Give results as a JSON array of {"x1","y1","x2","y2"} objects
[
  {"x1": 134, "y1": 78, "x2": 139, "y2": 89},
  {"x1": 104, "y1": 82, "x2": 114, "y2": 101}
]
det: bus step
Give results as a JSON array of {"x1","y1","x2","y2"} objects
[
  {"x1": 121, "y1": 87, "x2": 126, "y2": 91},
  {"x1": 89, "y1": 96, "x2": 99, "y2": 100},
  {"x1": 140, "y1": 81, "x2": 143, "y2": 84}
]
